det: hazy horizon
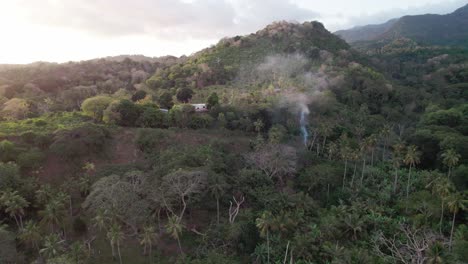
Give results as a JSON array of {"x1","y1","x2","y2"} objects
[{"x1": 1, "y1": 0, "x2": 466, "y2": 64}]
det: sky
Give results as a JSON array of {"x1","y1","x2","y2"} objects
[{"x1": 0, "y1": 0, "x2": 466, "y2": 64}]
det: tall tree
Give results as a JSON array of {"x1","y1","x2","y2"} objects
[
  {"x1": 165, "y1": 215, "x2": 183, "y2": 255},
  {"x1": 256, "y1": 211, "x2": 274, "y2": 264},
  {"x1": 18, "y1": 220, "x2": 41, "y2": 251},
  {"x1": 140, "y1": 225, "x2": 157, "y2": 258},
  {"x1": 427, "y1": 177, "x2": 453, "y2": 234},
  {"x1": 208, "y1": 173, "x2": 228, "y2": 225},
  {"x1": 0, "y1": 190, "x2": 29, "y2": 229},
  {"x1": 392, "y1": 143, "x2": 405, "y2": 193},
  {"x1": 446, "y1": 192, "x2": 467, "y2": 251},
  {"x1": 404, "y1": 145, "x2": 421, "y2": 200},
  {"x1": 107, "y1": 223, "x2": 124, "y2": 264},
  {"x1": 441, "y1": 149, "x2": 461, "y2": 178},
  {"x1": 39, "y1": 234, "x2": 64, "y2": 259}
]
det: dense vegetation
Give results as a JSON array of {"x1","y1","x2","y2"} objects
[
  {"x1": 0, "y1": 18, "x2": 467, "y2": 264},
  {"x1": 336, "y1": 4, "x2": 468, "y2": 47}
]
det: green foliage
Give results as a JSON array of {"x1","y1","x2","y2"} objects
[
  {"x1": 0, "y1": 140, "x2": 17, "y2": 162},
  {"x1": 176, "y1": 87, "x2": 194, "y2": 103},
  {"x1": 114, "y1": 99, "x2": 143, "y2": 127},
  {"x1": 16, "y1": 148, "x2": 44, "y2": 170},
  {"x1": 137, "y1": 105, "x2": 166, "y2": 128},
  {"x1": 50, "y1": 124, "x2": 110, "y2": 160},
  {"x1": 135, "y1": 128, "x2": 169, "y2": 153},
  {"x1": 206, "y1": 92, "x2": 219, "y2": 109},
  {"x1": 81, "y1": 95, "x2": 114, "y2": 120},
  {"x1": 159, "y1": 91, "x2": 174, "y2": 109},
  {"x1": 0, "y1": 162, "x2": 20, "y2": 191}
]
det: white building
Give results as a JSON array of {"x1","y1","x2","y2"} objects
[{"x1": 191, "y1": 104, "x2": 208, "y2": 112}]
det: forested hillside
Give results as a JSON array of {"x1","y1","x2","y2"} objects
[
  {"x1": 0, "y1": 18, "x2": 467, "y2": 264},
  {"x1": 336, "y1": 4, "x2": 468, "y2": 47}
]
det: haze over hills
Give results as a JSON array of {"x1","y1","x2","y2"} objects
[{"x1": 335, "y1": 3, "x2": 468, "y2": 46}]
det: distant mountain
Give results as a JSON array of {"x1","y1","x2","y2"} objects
[
  {"x1": 335, "y1": 4, "x2": 468, "y2": 46},
  {"x1": 334, "y1": 19, "x2": 398, "y2": 43}
]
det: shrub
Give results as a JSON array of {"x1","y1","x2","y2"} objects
[
  {"x1": 81, "y1": 95, "x2": 114, "y2": 121},
  {"x1": 137, "y1": 105, "x2": 166, "y2": 128},
  {"x1": 0, "y1": 140, "x2": 17, "y2": 162},
  {"x1": 189, "y1": 114, "x2": 214, "y2": 129},
  {"x1": 135, "y1": 128, "x2": 169, "y2": 153},
  {"x1": 50, "y1": 124, "x2": 110, "y2": 160},
  {"x1": 115, "y1": 99, "x2": 143, "y2": 127},
  {"x1": 0, "y1": 162, "x2": 20, "y2": 191},
  {"x1": 17, "y1": 148, "x2": 45, "y2": 170}
]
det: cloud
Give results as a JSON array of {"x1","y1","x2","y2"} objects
[{"x1": 14, "y1": 0, "x2": 319, "y2": 40}]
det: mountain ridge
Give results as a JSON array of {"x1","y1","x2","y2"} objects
[{"x1": 335, "y1": 4, "x2": 468, "y2": 46}]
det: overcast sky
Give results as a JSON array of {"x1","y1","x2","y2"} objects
[{"x1": 0, "y1": 0, "x2": 466, "y2": 64}]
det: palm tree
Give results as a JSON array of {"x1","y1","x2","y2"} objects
[
  {"x1": 441, "y1": 149, "x2": 460, "y2": 178},
  {"x1": 0, "y1": 190, "x2": 29, "y2": 228},
  {"x1": 18, "y1": 220, "x2": 41, "y2": 251},
  {"x1": 35, "y1": 184, "x2": 54, "y2": 206},
  {"x1": 349, "y1": 150, "x2": 359, "y2": 188},
  {"x1": 319, "y1": 121, "x2": 333, "y2": 156},
  {"x1": 140, "y1": 225, "x2": 157, "y2": 259},
  {"x1": 446, "y1": 192, "x2": 467, "y2": 251},
  {"x1": 165, "y1": 215, "x2": 183, "y2": 255},
  {"x1": 107, "y1": 222, "x2": 124, "y2": 264},
  {"x1": 427, "y1": 241, "x2": 444, "y2": 264},
  {"x1": 366, "y1": 134, "x2": 378, "y2": 167},
  {"x1": 256, "y1": 211, "x2": 273, "y2": 264},
  {"x1": 392, "y1": 143, "x2": 405, "y2": 193},
  {"x1": 208, "y1": 173, "x2": 228, "y2": 225},
  {"x1": 428, "y1": 177, "x2": 453, "y2": 234},
  {"x1": 39, "y1": 234, "x2": 64, "y2": 259},
  {"x1": 380, "y1": 124, "x2": 392, "y2": 161},
  {"x1": 404, "y1": 145, "x2": 421, "y2": 200},
  {"x1": 340, "y1": 146, "x2": 351, "y2": 190},
  {"x1": 92, "y1": 209, "x2": 109, "y2": 232},
  {"x1": 69, "y1": 241, "x2": 86, "y2": 263},
  {"x1": 39, "y1": 198, "x2": 66, "y2": 232},
  {"x1": 327, "y1": 142, "x2": 338, "y2": 161}
]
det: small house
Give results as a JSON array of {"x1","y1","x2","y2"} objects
[{"x1": 191, "y1": 104, "x2": 208, "y2": 112}]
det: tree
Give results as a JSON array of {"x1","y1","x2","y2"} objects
[
  {"x1": 160, "y1": 169, "x2": 208, "y2": 222},
  {"x1": 380, "y1": 124, "x2": 392, "y2": 161},
  {"x1": 131, "y1": 90, "x2": 147, "y2": 102},
  {"x1": 40, "y1": 234, "x2": 64, "y2": 259},
  {"x1": 245, "y1": 144, "x2": 297, "y2": 185},
  {"x1": 0, "y1": 190, "x2": 29, "y2": 229},
  {"x1": 18, "y1": 220, "x2": 41, "y2": 251},
  {"x1": 404, "y1": 145, "x2": 421, "y2": 200},
  {"x1": 140, "y1": 225, "x2": 157, "y2": 258},
  {"x1": 114, "y1": 99, "x2": 143, "y2": 127},
  {"x1": 39, "y1": 198, "x2": 66, "y2": 232},
  {"x1": 441, "y1": 149, "x2": 460, "y2": 178},
  {"x1": 107, "y1": 223, "x2": 124, "y2": 264},
  {"x1": 208, "y1": 173, "x2": 228, "y2": 225},
  {"x1": 81, "y1": 95, "x2": 113, "y2": 121},
  {"x1": 392, "y1": 143, "x2": 405, "y2": 193},
  {"x1": 206, "y1": 92, "x2": 219, "y2": 109},
  {"x1": 137, "y1": 105, "x2": 165, "y2": 128},
  {"x1": 446, "y1": 192, "x2": 467, "y2": 251},
  {"x1": 165, "y1": 215, "x2": 184, "y2": 254},
  {"x1": 158, "y1": 91, "x2": 174, "y2": 109},
  {"x1": 256, "y1": 211, "x2": 274, "y2": 264},
  {"x1": 176, "y1": 87, "x2": 194, "y2": 103},
  {"x1": 1, "y1": 98, "x2": 30, "y2": 120},
  {"x1": 427, "y1": 177, "x2": 454, "y2": 234}
]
